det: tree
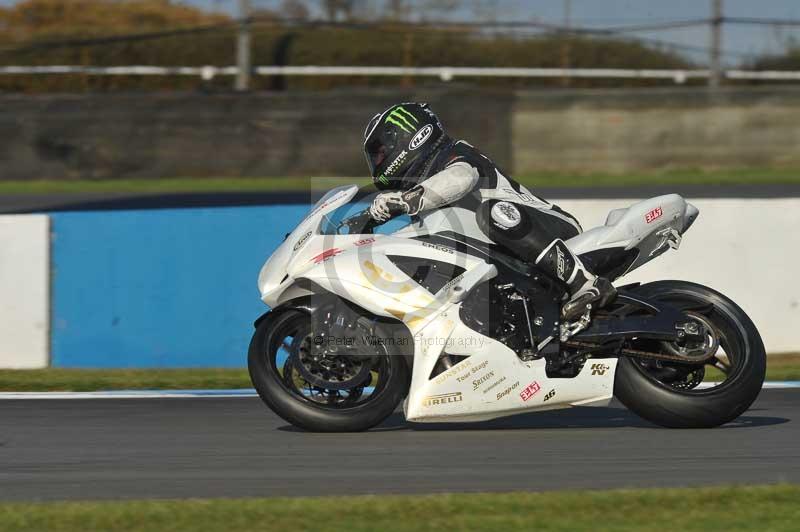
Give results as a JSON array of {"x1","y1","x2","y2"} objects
[
  {"x1": 471, "y1": 0, "x2": 499, "y2": 23},
  {"x1": 421, "y1": 0, "x2": 461, "y2": 17},
  {"x1": 322, "y1": 0, "x2": 351, "y2": 21},
  {"x1": 747, "y1": 36, "x2": 800, "y2": 72},
  {"x1": 0, "y1": 0, "x2": 228, "y2": 40},
  {"x1": 280, "y1": 0, "x2": 310, "y2": 21},
  {"x1": 321, "y1": 0, "x2": 375, "y2": 22},
  {"x1": 385, "y1": 0, "x2": 409, "y2": 21}
]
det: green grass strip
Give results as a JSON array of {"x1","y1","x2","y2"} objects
[
  {"x1": 1, "y1": 167, "x2": 799, "y2": 195},
  {"x1": 0, "y1": 353, "x2": 796, "y2": 391},
  {"x1": 705, "y1": 353, "x2": 800, "y2": 382},
  {"x1": 1, "y1": 484, "x2": 798, "y2": 532},
  {"x1": 0, "y1": 176, "x2": 369, "y2": 195},
  {"x1": 0, "y1": 368, "x2": 251, "y2": 392},
  {"x1": 519, "y1": 167, "x2": 800, "y2": 188}
]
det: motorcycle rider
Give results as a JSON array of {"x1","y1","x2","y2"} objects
[{"x1": 363, "y1": 102, "x2": 616, "y2": 319}]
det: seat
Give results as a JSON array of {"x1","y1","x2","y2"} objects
[{"x1": 566, "y1": 194, "x2": 698, "y2": 280}]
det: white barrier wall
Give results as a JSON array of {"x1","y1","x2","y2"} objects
[
  {"x1": 558, "y1": 198, "x2": 800, "y2": 353},
  {"x1": 0, "y1": 215, "x2": 49, "y2": 368},
  {"x1": 0, "y1": 200, "x2": 795, "y2": 370}
]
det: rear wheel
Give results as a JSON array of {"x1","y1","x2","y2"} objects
[
  {"x1": 248, "y1": 308, "x2": 410, "y2": 432},
  {"x1": 614, "y1": 280, "x2": 766, "y2": 428}
]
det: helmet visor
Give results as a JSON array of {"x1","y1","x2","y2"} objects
[
  {"x1": 364, "y1": 113, "x2": 381, "y2": 139},
  {"x1": 365, "y1": 143, "x2": 387, "y2": 176},
  {"x1": 364, "y1": 130, "x2": 397, "y2": 177}
]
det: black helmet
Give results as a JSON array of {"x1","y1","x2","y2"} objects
[{"x1": 363, "y1": 102, "x2": 446, "y2": 189}]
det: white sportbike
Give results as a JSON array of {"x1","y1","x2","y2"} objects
[{"x1": 249, "y1": 185, "x2": 765, "y2": 431}]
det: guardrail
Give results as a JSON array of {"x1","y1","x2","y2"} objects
[{"x1": 3, "y1": 65, "x2": 800, "y2": 83}]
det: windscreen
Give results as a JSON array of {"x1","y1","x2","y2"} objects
[{"x1": 319, "y1": 197, "x2": 412, "y2": 236}]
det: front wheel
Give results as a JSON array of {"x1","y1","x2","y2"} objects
[
  {"x1": 248, "y1": 308, "x2": 410, "y2": 432},
  {"x1": 614, "y1": 280, "x2": 766, "y2": 428}
]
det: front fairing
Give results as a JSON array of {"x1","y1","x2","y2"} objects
[
  {"x1": 257, "y1": 186, "x2": 359, "y2": 303},
  {"x1": 257, "y1": 185, "x2": 414, "y2": 306}
]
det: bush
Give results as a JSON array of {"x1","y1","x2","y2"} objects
[{"x1": 0, "y1": 0, "x2": 693, "y2": 92}]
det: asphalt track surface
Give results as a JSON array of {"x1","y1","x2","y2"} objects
[
  {"x1": 1, "y1": 184, "x2": 799, "y2": 214},
  {"x1": 1, "y1": 389, "x2": 797, "y2": 502}
]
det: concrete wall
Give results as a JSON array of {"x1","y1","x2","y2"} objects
[
  {"x1": 49, "y1": 205, "x2": 307, "y2": 367},
  {"x1": 2, "y1": 87, "x2": 800, "y2": 180},
  {"x1": 558, "y1": 198, "x2": 799, "y2": 353},
  {"x1": 513, "y1": 88, "x2": 800, "y2": 173},
  {"x1": 0, "y1": 89, "x2": 512, "y2": 180},
  {"x1": 0, "y1": 215, "x2": 49, "y2": 368},
  {"x1": 37, "y1": 198, "x2": 798, "y2": 368}
]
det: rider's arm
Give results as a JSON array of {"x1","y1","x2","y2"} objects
[
  {"x1": 409, "y1": 161, "x2": 480, "y2": 214},
  {"x1": 369, "y1": 162, "x2": 479, "y2": 222}
]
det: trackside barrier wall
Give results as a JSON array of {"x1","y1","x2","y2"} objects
[
  {"x1": 49, "y1": 206, "x2": 307, "y2": 367},
  {"x1": 0, "y1": 215, "x2": 49, "y2": 368},
  {"x1": 0, "y1": 199, "x2": 794, "y2": 368},
  {"x1": 559, "y1": 198, "x2": 799, "y2": 353},
  {"x1": 5, "y1": 87, "x2": 800, "y2": 180}
]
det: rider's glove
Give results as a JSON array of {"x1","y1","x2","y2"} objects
[
  {"x1": 369, "y1": 185, "x2": 424, "y2": 223},
  {"x1": 369, "y1": 191, "x2": 407, "y2": 222}
]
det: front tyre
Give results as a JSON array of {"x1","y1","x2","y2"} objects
[
  {"x1": 248, "y1": 308, "x2": 410, "y2": 432},
  {"x1": 614, "y1": 281, "x2": 766, "y2": 428}
]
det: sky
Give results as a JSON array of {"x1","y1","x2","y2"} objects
[{"x1": 3, "y1": 0, "x2": 800, "y2": 64}]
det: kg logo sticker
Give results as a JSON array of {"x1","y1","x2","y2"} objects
[{"x1": 591, "y1": 363, "x2": 611, "y2": 376}]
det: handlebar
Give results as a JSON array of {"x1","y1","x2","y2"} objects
[{"x1": 339, "y1": 209, "x2": 380, "y2": 234}]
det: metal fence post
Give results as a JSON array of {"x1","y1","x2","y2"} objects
[
  {"x1": 236, "y1": 0, "x2": 252, "y2": 91},
  {"x1": 709, "y1": 0, "x2": 723, "y2": 88}
]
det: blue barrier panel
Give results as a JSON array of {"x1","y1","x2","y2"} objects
[{"x1": 51, "y1": 205, "x2": 309, "y2": 367}]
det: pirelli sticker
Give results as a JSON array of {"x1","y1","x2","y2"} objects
[{"x1": 422, "y1": 392, "x2": 463, "y2": 408}]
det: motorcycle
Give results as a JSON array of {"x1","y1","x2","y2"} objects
[{"x1": 248, "y1": 185, "x2": 766, "y2": 431}]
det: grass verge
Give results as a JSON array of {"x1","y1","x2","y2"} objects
[
  {"x1": 1, "y1": 485, "x2": 798, "y2": 532},
  {"x1": 0, "y1": 368, "x2": 250, "y2": 392},
  {"x1": 0, "y1": 353, "x2": 796, "y2": 392},
  {"x1": 1, "y1": 168, "x2": 799, "y2": 195},
  {"x1": 0, "y1": 176, "x2": 369, "y2": 195},
  {"x1": 704, "y1": 352, "x2": 800, "y2": 382}
]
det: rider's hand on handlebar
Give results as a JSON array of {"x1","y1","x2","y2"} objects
[{"x1": 369, "y1": 191, "x2": 409, "y2": 222}]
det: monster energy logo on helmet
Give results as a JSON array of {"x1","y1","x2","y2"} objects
[
  {"x1": 364, "y1": 102, "x2": 444, "y2": 185},
  {"x1": 384, "y1": 105, "x2": 419, "y2": 133}
]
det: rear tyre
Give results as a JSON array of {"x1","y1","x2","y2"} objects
[
  {"x1": 614, "y1": 281, "x2": 766, "y2": 428},
  {"x1": 248, "y1": 308, "x2": 410, "y2": 432}
]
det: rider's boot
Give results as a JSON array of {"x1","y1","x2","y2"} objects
[{"x1": 534, "y1": 239, "x2": 617, "y2": 320}]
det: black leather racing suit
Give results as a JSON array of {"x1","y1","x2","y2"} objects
[
  {"x1": 402, "y1": 138, "x2": 583, "y2": 262},
  {"x1": 370, "y1": 138, "x2": 616, "y2": 318}
]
